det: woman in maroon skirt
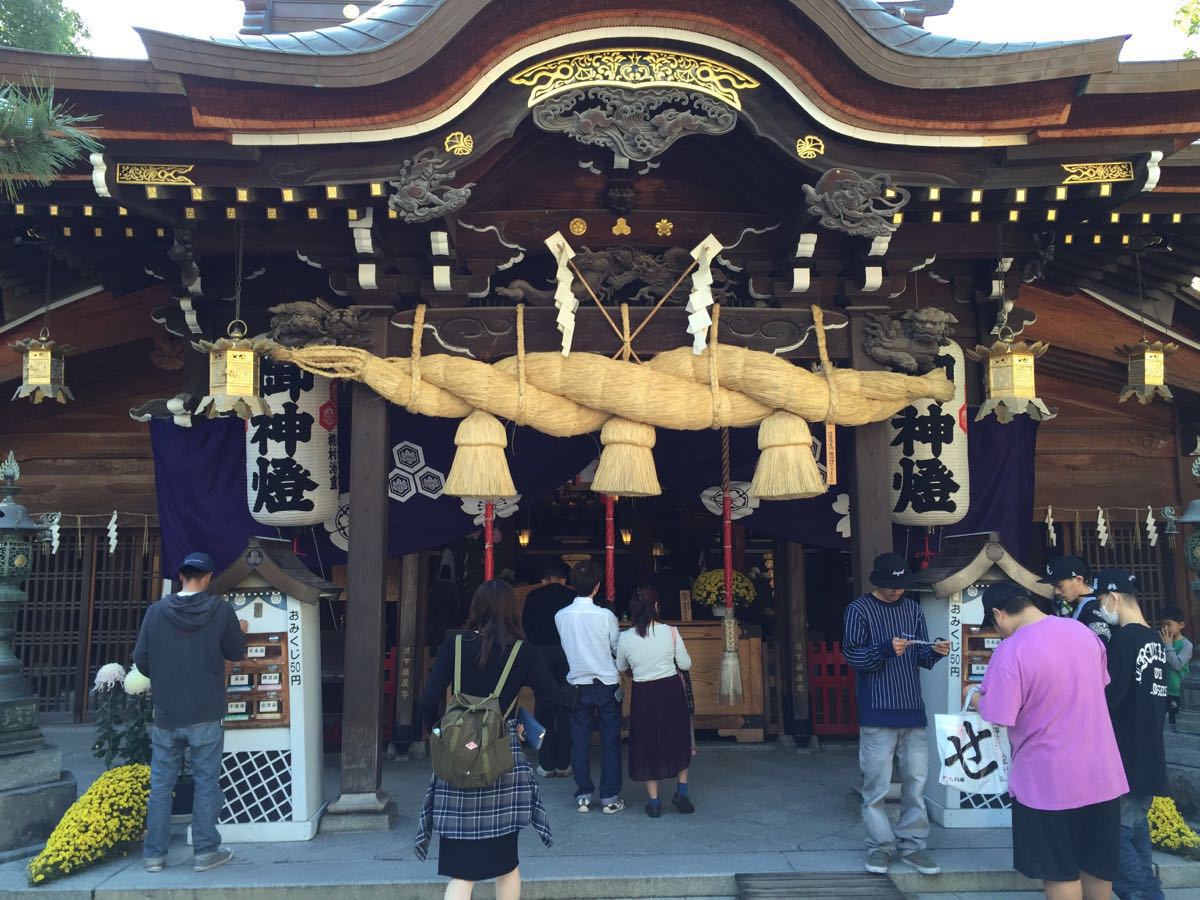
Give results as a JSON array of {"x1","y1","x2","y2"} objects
[{"x1": 616, "y1": 586, "x2": 695, "y2": 818}]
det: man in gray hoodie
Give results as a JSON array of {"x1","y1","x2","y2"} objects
[{"x1": 133, "y1": 552, "x2": 245, "y2": 873}]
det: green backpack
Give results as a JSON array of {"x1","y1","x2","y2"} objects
[{"x1": 430, "y1": 635, "x2": 523, "y2": 789}]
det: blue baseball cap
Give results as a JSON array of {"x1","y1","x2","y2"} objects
[{"x1": 180, "y1": 552, "x2": 215, "y2": 573}]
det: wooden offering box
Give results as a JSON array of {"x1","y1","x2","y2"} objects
[{"x1": 621, "y1": 622, "x2": 764, "y2": 743}]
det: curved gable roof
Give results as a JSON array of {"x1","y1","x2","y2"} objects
[{"x1": 135, "y1": 0, "x2": 1126, "y2": 89}]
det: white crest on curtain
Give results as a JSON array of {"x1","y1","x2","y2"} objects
[{"x1": 699, "y1": 482, "x2": 759, "y2": 520}]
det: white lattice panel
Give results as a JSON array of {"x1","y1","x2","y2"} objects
[{"x1": 220, "y1": 750, "x2": 293, "y2": 824}]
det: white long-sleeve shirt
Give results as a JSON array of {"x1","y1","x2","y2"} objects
[
  {"x1": 555, "y1": 597, "x2": 620, "y2": 685},
  {"x1": 616, "y1": 623, "x2": 692, "y2": 683}
]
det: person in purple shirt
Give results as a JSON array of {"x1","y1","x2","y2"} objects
[{"x1": 968, "y1": 582, "x2": 1127, "y2": 900}]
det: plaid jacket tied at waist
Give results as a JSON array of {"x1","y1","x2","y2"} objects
[{"x1": 414, "y1": 726, "x2": 553, "y2": 859}]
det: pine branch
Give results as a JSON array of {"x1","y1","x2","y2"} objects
[{"x1": 0, "y1": 80, "x2": 100, "y2": 203}]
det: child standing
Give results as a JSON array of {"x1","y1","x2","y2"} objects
[{"x1": 1159, "y1": 605, "x2": 1192, "y2": 727}]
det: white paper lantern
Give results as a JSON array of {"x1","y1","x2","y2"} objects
[
  {"x1": 246, "y1": 360, "x2": 339, "y2": 527},
  {"x1": 887, "y1": 341, "x2": 969, "y2": 526}
]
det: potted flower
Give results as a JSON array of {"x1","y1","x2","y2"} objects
[
  {"x1": 91, "y1": 663, "x2": 151, "y2": 769},
  {"x1": 91, "y1": 662, "x2": 195, "y2": 815},
  {"x1": 690, "y1": 570, "x2": 756, "y2": 617}
]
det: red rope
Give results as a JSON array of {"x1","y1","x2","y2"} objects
[
  {"x1": 604, "y1": 494, "x2": 616, "y2": 604},
  {"x1": 721, "y1": 428, "x2": 733, "y2": 610},
  {"x1": 484, "y1": 501, "x2": 495, "y2": 581}
]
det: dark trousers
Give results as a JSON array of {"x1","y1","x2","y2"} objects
[
  {"x1": 570, "y1": 681, "x2": 622, "y2": 803},
  {"x1": 534, "y1": 644, "x2": 572, "y2": 772},
  {"x1": 1169, "y1": 696, "x2": 1180, "y2": 726}
]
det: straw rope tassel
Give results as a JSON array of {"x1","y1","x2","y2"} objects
[{"x1": 718, "y1": 424, "x2": 744, "y2": 704}]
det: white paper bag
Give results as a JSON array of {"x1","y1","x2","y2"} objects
[{"x1": 935, "y1": 704, "x2": 1011, "y2": 796}]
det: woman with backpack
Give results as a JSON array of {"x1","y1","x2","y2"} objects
[
  {"x1": 415, "y1": 579, "x2": 561, "y2": 900},
  {"x1": 616, "y1": 586, "x2": 696, "y2": 818}
]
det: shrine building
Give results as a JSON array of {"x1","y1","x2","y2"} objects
[{"x1": 3, "y1": 0, "x2": 1200, "y2": 815}]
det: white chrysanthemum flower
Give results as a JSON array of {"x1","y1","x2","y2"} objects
[
  {"x1": 123, "y1": 666, "x2": 151, "y2": 696},
  {"x1": 93, "y1": 662, "x2": 126, "y2": 690}
]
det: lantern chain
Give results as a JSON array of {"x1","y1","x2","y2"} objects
[
  {"x1": 40, "y1": 241, "x2": 52, "y2": 340},
  {"x1": 231, "y1": 220, "x2": 246, "y2": 337}
]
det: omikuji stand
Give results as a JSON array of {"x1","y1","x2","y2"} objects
[{"x1": 200, "y1": 538, "x2": 341, "y2": 842}]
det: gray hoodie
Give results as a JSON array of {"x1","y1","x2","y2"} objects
[{"x1": 133, "y1": 591, "x2": 245, "y2": 730}]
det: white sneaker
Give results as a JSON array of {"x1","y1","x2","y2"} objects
[
  {"x1": 602, "y1": 797, "x2": 626, "y2": 814},
  {"x1": 536, "y1": 765, "x2": 554, "y2": 777},
  {"x1": 576, "y1": 795, "x2": 593, "y2": 813}
]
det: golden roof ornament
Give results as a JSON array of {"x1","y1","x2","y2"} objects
[
  {"x1": 965, "y1": 327, "x2": 1055, "y2": 424},
  {"x1": 1116, "y1": 338, "x2": 1178, "y2": 404},
  {"x1": 9, "y1": 328, "x2": 72, "y2": 405},
  {"x1": 193, "y1": 320, "x2": 274, "y2": 420}
]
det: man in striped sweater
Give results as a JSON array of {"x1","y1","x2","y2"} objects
[{"x1": 843, "y1": 552, "x2": 950, "y2": 877}]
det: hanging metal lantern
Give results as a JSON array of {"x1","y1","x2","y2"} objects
[
  {"x1": 9, "y1": 328, "x2": 72, "y2": 404},
  {"x1": 1116, "y1": 338, "x2": 1178, "y2": 404},
  {"x1": 965, "y1": 333, "x2": 1055, "y2": 424},
  {"x1": 193, "y1": 320, "x2": 273, "y2": 420}
]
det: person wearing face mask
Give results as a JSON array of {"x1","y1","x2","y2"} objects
[
  {"x1": 1096, "y1": 569, "x2": 1168, "y2": 900},
  {"x1": 968, "y1": 582, "x2": 1126, "y2": 900},
  {"x1": 1039, "y1": 555, "x2": 1112, "y2": 644}
]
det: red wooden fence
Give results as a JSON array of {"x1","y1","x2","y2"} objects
[{"x1": 808, "y1": 641, "x2": 858, "y2": 736}]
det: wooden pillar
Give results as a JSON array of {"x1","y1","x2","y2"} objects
[
  {"x1": 394, "y1": 552, "x2": 421, "y2": 741},
  {"x1": 326, "y1": 307, "x2": 393, "y2": 829},
  {"x1": 783, "y1": 542, "x2": 812, "y2": 737},
  {"x1": 848, "y1": 309, "x2": 895, "y2": 596}
]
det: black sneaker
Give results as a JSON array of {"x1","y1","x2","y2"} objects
[
  {"x1": 645, "y1": 802, "x2": 661, "y2": 818},
  {"x1": 672, "y1": 793, "x2": 695, "y2": 814},
  {"x1": 576, "y1": 795, "x2": 593, "y2": 813}
]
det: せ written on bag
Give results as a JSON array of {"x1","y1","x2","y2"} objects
[{"x1": 934, "y1": 698, "x2": 1011, "y2": 796}]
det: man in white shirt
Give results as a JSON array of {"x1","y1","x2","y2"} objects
[{"x1": 555, "y1": 560, "x2": 625, "y2": 814}]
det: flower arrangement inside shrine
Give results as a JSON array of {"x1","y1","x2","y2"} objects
[
  {"x1": 25, "y1": 764, "x2": 150, "y2": 885},
  {"x1": 691, "y1": 569, "x2": 756, "y2": 608}
]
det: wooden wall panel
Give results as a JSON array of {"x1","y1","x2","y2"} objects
[
  {"x1": 0, "y1": 339, "x2": 177, "y2": 515},
  {"x1": 1034, "y1": 369, "x2": 1180, "y2": 511}
]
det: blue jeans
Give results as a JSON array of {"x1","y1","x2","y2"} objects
[
  {"x1": 569, "y1": 682, "x2": 622, "y2": 803},
  {"x1": 144, "y1": 721, "x2": 225, "y2": 859},
  {"x1": 1115, "y1": 794, "x2": 1164, "y2": 900}
]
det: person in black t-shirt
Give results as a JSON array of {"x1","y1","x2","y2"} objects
[
  {"x1": 522, "y1": 561, "x2": 576, "y2": 777},
  {"x1": 1098, "y1": 567, "x2": 1168, "y2": 900},
  {"x1": 1039, "y1": 555, "x2": 1112, "y2": 644}
]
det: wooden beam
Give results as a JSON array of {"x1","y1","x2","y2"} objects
[
  {"x1": 391, "y1": 306, "x2": 850, "y2": 361},
  {"x1": 394, "y1": 552, "x2": 421, "y2": 742},
  {"x1": 328, "y1": 306, "x2": 393, "y2": 824},
  {"x1": 784, "y1": 542, "x2": 812, "y2": 738},
  {"x1": 848, "y1": 310, "x2": 895, "y2": 596}
]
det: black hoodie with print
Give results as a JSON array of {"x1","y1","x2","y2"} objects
[{"x1": 133, "y1": 591, "x2": 245, "y2": 729}]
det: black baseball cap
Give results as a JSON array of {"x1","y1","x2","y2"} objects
[
  {"x1": 981, "y1": 582, "x2": 1033, "y2": 619},
  {"x1": 180, "y1": 552, "x2": 215, "y2": 573},
  {"x1": 1038, "y1": 555, "x2": 1091, "y2": 584},
  {"x1": 1094, "y1": 568, "x2": 1137, "y2": 596}
]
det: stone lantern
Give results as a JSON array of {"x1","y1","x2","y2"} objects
[{"x1": 0, "y1": 451, "x2": 75, "y2": 857}]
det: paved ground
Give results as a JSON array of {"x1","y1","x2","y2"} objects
[{"x1": 1, "y1": 726, "x2": 1198, "y2": 898}]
